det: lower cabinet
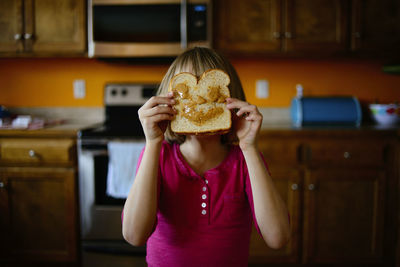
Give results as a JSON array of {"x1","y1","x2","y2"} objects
[
  {"x1": 0, "y1": 168, "x2": 78, "y2": 263},
  {"x1": 249, "y1": 131, "x2": 397, "y2": 266},
  {"x1": 303, "y1": 168, "x2": 385, "y2": 263},
  {"x1": 0, "y1": 136, "x2": 79, "y2": 266}
]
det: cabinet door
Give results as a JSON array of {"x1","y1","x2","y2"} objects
[
  {"x1": 0, "y1": 0, "x2": 24, "y2": 53},
  {"x1": 303, "y1": 168, "x2": 384, "y2": 264},
  {"x1": 214, "y1": 0, "x2": 282, "y2": 54},
  {"x1": 351, "y1": 0, "x2": 400, "y2": 55},
  {"x1": 25, "y1": 0, "x2": 86, "y2": 54},
  {"x1": 0, "y1": 167, "x2": 78, "y2": 262},
  {"x1": 284, "y1": 0, "x2": 349, "y2": 53},
  {"x1": 249, "y1": 167, "x2": 302, "y2": 263}
]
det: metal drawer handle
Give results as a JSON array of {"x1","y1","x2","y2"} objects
[
  {"x1": 291, "y1": 183, "x2": 299, "y2": 191},
  {"x1": 343, "y1": 151, "x2": 351, "y2": 159},
  {"x1": 308, "y1": 184, "x2": 315, "y2": 191},
  {"x1": 28, "y1": 149, "x2": 36, "y2": 157}
]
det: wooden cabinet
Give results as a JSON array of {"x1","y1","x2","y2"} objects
[
  {"x1": 0, "y1": 0, "x2": 86, "y2": 56},
  {"x1": 0, "y1": 136, "x2": 79, "y2": 265},
  {"x1": 249, "y1": 130, "x2": 398, "y2": 265},
  {"x1": 214, "y1": 0, "x2": 349, "y2": 56},
  {"x1": 351, "y1": 0, "x2": 400, "y2": 56},
  {"x1": 303, "y1": 168, "x2": 384, "y2": 263}
]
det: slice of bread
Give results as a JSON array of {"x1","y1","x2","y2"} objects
[{"x1": 168, "y1": 69, "x2": 231, "y2": 135}]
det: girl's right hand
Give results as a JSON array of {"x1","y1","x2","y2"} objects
[{"x1": 138, "y1": 92, "x2": 176, "y2": 144}]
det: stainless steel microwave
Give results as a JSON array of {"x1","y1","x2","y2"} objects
[{"x1": 88, "y1": 0, "x2": 212, "y2": 57}]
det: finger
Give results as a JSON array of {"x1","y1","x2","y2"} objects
[
  {"x1": 142, "y1": 105, "x2": 176, "y2": 118},
  {"x1": 245, "y1": 113, "x2": 262, "y2": 121},
  {"x1": 235, "y1": 105, "x2": 259, "y2": 117},
  {"x1": 151, "y1": 113, "x2": 174, "y2": 123},
  {"x1": 226, "y1": 98, "x2": 249, "y2": 109},
  {"x1": 143, "y1": 95, "x2": 175, "y2": 109}
]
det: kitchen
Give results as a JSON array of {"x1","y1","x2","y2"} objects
[{"x1": 0, "y1": 0, "x2": 400, "y2": 266}]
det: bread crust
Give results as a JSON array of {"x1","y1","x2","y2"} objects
[{"x1": 168, "y1": 69, "x2": 231, "y2": 135}]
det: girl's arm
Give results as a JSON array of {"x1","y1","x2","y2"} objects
[
  {"x1": 226, "y1": 98, "x2": 290, "y2": 249},
  {"x1": 242, "y1": 146, "x2": 291, "y2": 249},
  {"x1": 122, "y1": 94, "x2": 175, "y2": 246}
]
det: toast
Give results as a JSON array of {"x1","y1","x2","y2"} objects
[{"x1": 168, "y1": 69, "x2": 231, "y2": 135}]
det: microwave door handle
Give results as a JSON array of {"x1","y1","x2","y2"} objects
[{"x1": 180, "y1": 0, "x2": 188, "y2": 49}]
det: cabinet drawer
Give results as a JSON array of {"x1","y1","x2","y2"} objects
[
  {"x1": 305, "y1": 140, "x2": 386, "y2": 167},
  {"x1": 0, "y1": 138, "x2": 75, "y2": 165}
]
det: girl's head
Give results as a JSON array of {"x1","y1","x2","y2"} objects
[{"x1": 158, "y1": 47, "x2": 246, "y2": 144}]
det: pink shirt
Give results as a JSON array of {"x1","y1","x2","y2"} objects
[{"x1": 137, "y1": 141, "x2": 267, "y2": 267}]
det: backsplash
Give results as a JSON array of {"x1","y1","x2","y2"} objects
[{"x1": 1, "y1": 57, "x2": 399, "y2": 108}]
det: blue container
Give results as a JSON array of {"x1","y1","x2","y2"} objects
[{"x1": 290, "y1": 97, "x2": 362, "y2": 127}]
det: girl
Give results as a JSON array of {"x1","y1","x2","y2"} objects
[{"x1": 122, "y1": 47, "x2": 290, "y2": 267}]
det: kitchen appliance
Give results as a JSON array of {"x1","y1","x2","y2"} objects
[
  {"x1": 290, "y1": 96, "x2": 362, "y2": 127},
  {"x1": 88, "y1": 0, "x2": 212, "y2": 58},
  {"x1": 78, "y1": 83, "x2": 157, "y2": 266}
]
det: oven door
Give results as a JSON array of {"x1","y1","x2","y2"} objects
[
  {"x1": 78, "y1": 139, "x2": 146, "y2": 258},
  {"x1": 88, "y1": 0, "x2": 211, "y2": 57}
]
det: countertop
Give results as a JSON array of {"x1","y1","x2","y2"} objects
[
  {"x1": 0, "y1": 122, "x2": 94, "y2": 138},
  {"x1": 0, "y1": 121, "x2": 399, "y2": 138}
]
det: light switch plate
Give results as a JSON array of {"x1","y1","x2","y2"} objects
[
  {"x1": 73, "y1": 79, "x2": 86, "y2": 99},
  {"x1": 256, "y1": 79, "x2": 269, "y2": 99}
]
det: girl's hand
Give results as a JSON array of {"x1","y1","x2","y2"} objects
[
  {"x1": 226, "y1": 98, "x2": 263, "y2": 151},
  {"x1": 138, "y1": 92, "x2": 176, "y2": 144}
]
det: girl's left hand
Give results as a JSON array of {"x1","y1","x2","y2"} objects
[{"x1": 226, "y1": 98, "x2": 263, "y2": 150}]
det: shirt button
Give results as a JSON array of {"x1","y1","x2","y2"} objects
[
  {"x1": 202, "y1": 194, "x2": 207, "y2": 200},
  {"x1": 202, "y1": 186, "x2": 207, "y2": 191},
  {"x1": 201, "y1": 210, "x2": 207, "y2": 215},
  {"x1": 201, "y1": 202, "x2": 206, "y2": 208},
  {"x1": 205, "y1": 179, "x2": 208, "y2": 184}
]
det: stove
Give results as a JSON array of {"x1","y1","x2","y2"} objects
[
  {"x1": 77, "y1": 83, "x2": 157, "y2": 266},
  {"x1": 79, "y1": 83, "x2": 157, "y2": 139}
]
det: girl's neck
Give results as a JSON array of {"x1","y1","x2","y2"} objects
[{"x1": 180, "y1": 135, "x2": 229, "y2": 176}]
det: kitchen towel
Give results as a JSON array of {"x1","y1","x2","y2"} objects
[{"x1": 106, "y1": 141, "x2": 145, "y2": 199}]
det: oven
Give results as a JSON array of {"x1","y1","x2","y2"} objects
[{"x1": 78, "y1": 83, "x2": 156, "y2": 266}]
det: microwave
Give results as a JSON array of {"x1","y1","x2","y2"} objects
[{"x1": 88, "y1": 0, "x2": 212, "y2": 57}]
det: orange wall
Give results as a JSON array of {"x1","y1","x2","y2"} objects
[{"x1": 0, "y1": 57, "x2": 399, "y2": 107}]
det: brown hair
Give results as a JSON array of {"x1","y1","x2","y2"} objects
[{"x1": 157, "y1": 47, "x2": 246, "y2": 144}]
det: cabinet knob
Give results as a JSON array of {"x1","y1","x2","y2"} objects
[
  {"x1": 28, "y1": 149, "x2": 36, "y2": 157},
  {"x1": 308, "y1": 184, "x2": 315, "y2": 191},
  {"x1": 285, "y1": 32, "x2": 292, "y2": 39},
  {"x1": 14, "y1": 33, "x2": 22, "y2": 40},
  {"x1": 291, "y1": 183, "x2": 299, "y2": 191},
  {"x1": 0, "y1": 182, "x2": 4, "y2": 188},
  {"x1": 273, "y1": 32, "x2": 281, "y2": 39},
  {"x1": 24, "y1": 33, "x2": 33, "y2": 40},
  {"x1": 343, "y1": 151, "x2": 351, "y2": 159}
]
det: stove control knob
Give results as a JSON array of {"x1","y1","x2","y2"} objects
[
  {"x1": 121, "y1": 88, "x2": 128, "y2": 96},
  {"x1": 111, "y1": 89, "x2": 118, "y2": 96}
]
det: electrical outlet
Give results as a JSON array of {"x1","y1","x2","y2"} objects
[
  {"x1": 256, "y1": 79, "x2": 269, "y2": 99},
  {"x1": 73, "y1": 79, "x2": 86, "y2": 99}
]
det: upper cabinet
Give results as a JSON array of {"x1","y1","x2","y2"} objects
[
  {"x1": 0, "y1": 0, "x2": 86, "y2": 57},
  {"x1": 214, "y1": 0, "x2": 348, "y2": 56},
  {"x1": 351, "y1": 0, "x2": 400, "y2": 56},
  {"x1": 214, "y1": 0, "x2": 399, "y2": 57}
]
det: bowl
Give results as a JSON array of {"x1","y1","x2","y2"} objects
[{"x1": 369, "y1": 104, "x2": 400, "y2": 126}]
